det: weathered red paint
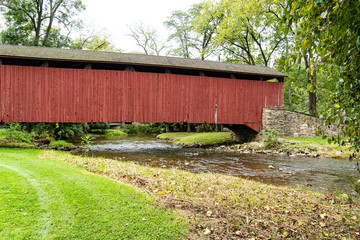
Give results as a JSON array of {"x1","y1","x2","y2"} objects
[{"x1": 0, "y1": 65, "x2": 283, "y2": 131}]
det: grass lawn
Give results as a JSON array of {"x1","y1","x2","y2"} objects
[
  {"x1": 44, "y1": 150, "x2": 360, "y2": 239},
  {"x1": 90, "y1": 129, "x2": 127, "y2": 136},
  {"x1": 157, "y1": 132, "x2": 232, "y2": 145},
  {"x1": 49, "y1": 140, "x2": 73, "y2": 147},
  {"x1": 0, "y1": 148, "x2": 186, "y2": 239}
]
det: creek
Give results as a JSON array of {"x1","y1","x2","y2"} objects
[{"x1": 74, "y1": 135, "x2": 359, "y2": 194}]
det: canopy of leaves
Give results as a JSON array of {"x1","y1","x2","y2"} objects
[
  {"x1": 284, "y1": 0, "x2": 360, "y2": 154},
  {"x1": 196, "y1": 0, "x2": 284, "y2": 66},
  {"x1": 0, "y1": 0, "x2": 85, "y2": 47}
]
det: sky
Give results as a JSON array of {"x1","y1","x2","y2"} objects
[{"x1": 79, "y1": 0, "x2": 203, "y2": 53}]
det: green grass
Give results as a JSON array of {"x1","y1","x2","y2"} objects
[
  {"x1": 0, "y1": 148, "x2": 186, "y2": 239},
  {"x1": 49, "y1": 140, "x2": 73, "y2": 147},
  {"x1": 90, "y1": 129, "x2": 127, "y2": 136},
  {"x1": 283, "y1": 137, "x2": 352, "y2": 157},
  {"x1": 157, "y1": 132, "x2": 232, "y2": 145},
  {"x1": 45, "y1": 150, "x2": 360, "y2": 239},
  {"x1": 284, "y1": 137, "x2": 331, "y2": 145}
]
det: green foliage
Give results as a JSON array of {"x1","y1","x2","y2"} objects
[
  {"x1": 4, "y1": 123, "x2": 33, "y2": 143},
  {"x1": 24, "y1": 123, "x2": 89, "y2": 140},
  {"x1": 49, "y1": 140, "x2": 73, "y2": 147},
  {"x1": 0, "y1": 0, "x2": 85, "y2": 47},
  {"x1": 262, "y1": 128, "x2": 279, "y2": 149},
  {"x1": 80, "y1": 133, "x2": 95, "y2": 151},
  {"x1": 195, "y1": 0, "x2": 284, "y2": 66},
  {"x1": 53, "y1": 123, "x2": 88, "y2": 140},
  {"x1": 284, "y1": 0, "x2": 360, "y2": 154},
  {"x1": 123, "y1": 123, "x2": 165, "y2": 135},
  {"x1": 165, "y1": 10, "x2": 193, "y2": 58},
  {"x1": 165, "y1": 2, "x2": 221, "y2": 60}
]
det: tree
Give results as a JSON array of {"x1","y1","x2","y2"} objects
[
  {"x1": 0, "y1": 0, "x2": 85, "y2": 47},
  {"x1": 192, "y1": 2, "x2": 222, "y2": 60},
  {"x1": 284, "y1": 0, "x2": 360, "y2": 154},
  {"x1": 128, "y1": 23, "x2": 169, "y2": 56},
  {"x1": 164, "y1": 10, "x2": 193, "y2": 58},
  {"x1": 71, "y1": 29, "x2": 121, "y2": 52},
  {"x1": 165, "y1": 3, "x2": 221, "y2": 60},
  {"x1": 207, "y1": 0, "x2": 284, "y2": 66}
]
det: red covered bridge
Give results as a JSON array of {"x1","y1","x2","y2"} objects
[{"x1": 0, "y1": 45, "x2": 285, "y2": 140}]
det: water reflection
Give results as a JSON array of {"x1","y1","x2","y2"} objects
[{"x1": 74, "y1": 135, "x2": 359, "y2": 194}]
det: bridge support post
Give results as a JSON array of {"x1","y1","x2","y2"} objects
[
  {"x1": 225, "y1": 124, "x2": 258, "y2": 143},
  {"x1": 187, "y1": 123, "x2": 191, "y2": 132}
]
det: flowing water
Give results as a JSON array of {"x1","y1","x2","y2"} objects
[{"x1": 74, "y1": 135, "x2": 359, "y2": 194}]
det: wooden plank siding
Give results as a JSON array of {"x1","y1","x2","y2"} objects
[{"x1": 0, "y1": 65, "x2": 283, "y2": 132}]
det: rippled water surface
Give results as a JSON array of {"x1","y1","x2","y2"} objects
[{"x1": 75, "y1": 135, "x2": 359, "y2": 193}]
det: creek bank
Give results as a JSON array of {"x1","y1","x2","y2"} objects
[
  {"x1": 211, "y1": 138, "x2": 349, "y2": 159},
  {"x1": 157, "y1": 132, "x2": 233, "y2": 147},
  {"x1": 157, "y1": 132, "x2": 350, "y2": 159}
]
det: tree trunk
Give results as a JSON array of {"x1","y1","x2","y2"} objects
[
  {"x1": 288, "y1": 82, "x2": 293, "y2": 111},
  {"x1": 308, "y1": 69, "x2": 317, "y2": 116},
  {"x1": 285, "y1": 36, "x2": 292, "y2": 111},
  {"x1": 304, "y1": 54, "x2": 316, "y2": 116}
]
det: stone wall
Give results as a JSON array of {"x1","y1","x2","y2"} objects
[{"x1": 261, "y1": 108, "x2": 338, "y2": 138}]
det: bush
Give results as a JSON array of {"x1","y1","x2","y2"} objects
[
  {"x1": 24, "y1": 123, "x2": 89, "y2": 140},
  {"x1": 4, "y1": 123, "x2": 33, "y2": 143},
  {"x1": 263, "y1": 128, "x2": 279, "y2": 149},
  {"x1": 55, "y1": 123, "x2": 89, "y2": 139},
  {"x1": 123, "y1": 123, "x2": 165, "y2": 134}
]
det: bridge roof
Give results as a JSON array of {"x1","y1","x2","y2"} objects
[{"x1": 0, "y1": 44, "x2": 286, "y2": 80}]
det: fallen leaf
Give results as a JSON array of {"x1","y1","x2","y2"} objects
[
  {"x1": 204, "y1": 228, "x2": 211, "y2": 235},
  {"x1": 319, "y1": 221, "x2": 326, "y2": 227}
]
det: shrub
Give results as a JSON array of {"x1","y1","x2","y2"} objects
[
  {"x1": 123, "y1": 123, "x2": 165, "y2": 134},
  {"x1": 24, "y1": 123, "x2": 89, "y2": 140},
  {"x1": 263, "y1": 128, "x2": 279, "y2": 149},
  {"x1": 5, "y1": 123, "x2": 33, "y2": 143}
]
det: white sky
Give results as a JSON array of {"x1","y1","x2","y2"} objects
[{"x1": 79, "y1": 0, "x2": 203, "y2": 53}]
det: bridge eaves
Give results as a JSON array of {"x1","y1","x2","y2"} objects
[{"x1": 0, "y1": 45, "x2": 287, "y2": 81}]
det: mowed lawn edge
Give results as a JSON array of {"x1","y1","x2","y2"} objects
[
  {"x1": 0, "y1": 148, "x2": 187, "y2": 240},
  {"x1": 43, "y1": 149, "x2": 360, "y2": 239}
]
